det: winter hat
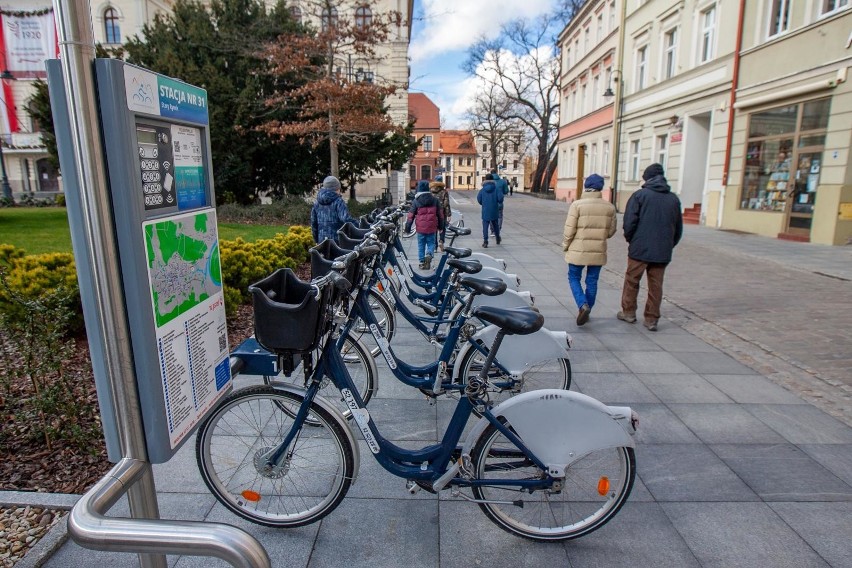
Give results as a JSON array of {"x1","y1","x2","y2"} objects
[
  {"x1": 642, "y1": 163, "x2": 665, "y2": 181},
  {"x1": 584, "y1": 174, "x2": 605, "y2": 191},
  {"x1": 416, "y1": 180, "x2": 431, "y2": 193},
  {"x1": 485, "y1": 173, "x2": 494, "y2": 180},
  {"x1": 322, "y1": 176, "x2": 342, "y2": 191}
]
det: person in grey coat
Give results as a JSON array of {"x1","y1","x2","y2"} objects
[
  {"x1": 617, "y1": 163, "x2": 683, "y2": 331},
  {"x1": 310, "y1": 176, "x2": 357, "y2": 243}
]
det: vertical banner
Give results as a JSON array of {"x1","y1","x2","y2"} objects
[{"x1": 2, "y1": 8, "x2": 57, "y2": 75}]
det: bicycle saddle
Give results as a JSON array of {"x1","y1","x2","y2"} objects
[
  {"x1": 444, "y1": 246, "x2": 471, "y2": 258},
  {"x1": 459, "y1": 276, "x2": 507, "y2": 297},
  {"x1": 471, "y1": 306, "x2": 544, "y2": 336},
  {"x1": 446, "y1": 225, "x2": 472, "y2": 236},
  {"x1": 447, "y1": 258, "x2": 482, "y2": 274}
]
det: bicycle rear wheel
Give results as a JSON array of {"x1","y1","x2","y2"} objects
[
  {"x1": 196, "y1": 385, "x2": 355, "y2": 528},
  {"x1": 470, "y1": 421, "x2": 635, "y2": 541}
]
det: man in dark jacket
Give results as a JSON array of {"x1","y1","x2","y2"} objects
[
  {"x1": 310, "y1": 176, "x2": 357, "y2": 243},
  {"x1": 477, "y1": 174, "x2": 504, "y2": 248},
  {"x1": 491, "y1": 169, "x2": 510, "y2": 233},
  {"x1": 617, "y1": 163, "x2": 683, "y2": 331}
]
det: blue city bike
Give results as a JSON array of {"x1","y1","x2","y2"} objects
[{"x1": 195, "y1": 247, "x2": 639, "y2": 541}]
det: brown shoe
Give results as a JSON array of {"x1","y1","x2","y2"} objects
[
  {"x1": 617, "y1": 311, "x2": 637, "y2": 323},
  {"x1": 577, "y1": 304, "x2": 591, "y2": 326},
  {"x1": 643, "y1": 320, "x2": 658, "y2": 332}
]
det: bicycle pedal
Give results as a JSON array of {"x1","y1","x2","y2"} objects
[{"x1": 405, "y1": 480, "x2": 421, "y2": 494}]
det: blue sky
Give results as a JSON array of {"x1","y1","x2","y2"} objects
[{"x1": 408, "y1": 0, "x2": 559, "y2": 129}]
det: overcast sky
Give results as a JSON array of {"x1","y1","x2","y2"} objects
[{"x1": 409, "y1": 0, "x2": 559, "y2": 129}]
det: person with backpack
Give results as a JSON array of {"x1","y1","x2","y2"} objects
[
  {"x1": 405, "y1": 179, "x2": 445, "y2": 269},
  {"x1": 310, "y1": 176, "x2": 357, "y2": 244},
  {"x1": 430, "y1": 176, "x2": 452, "y2": 252}
]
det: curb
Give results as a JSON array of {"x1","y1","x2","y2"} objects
[{"x1": 1, "y1": 491, "x2": 79, "y2": 568}]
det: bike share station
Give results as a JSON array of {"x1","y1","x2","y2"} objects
[{"x1": 46, "y1": 5, "x2": 270, "y2": 563}]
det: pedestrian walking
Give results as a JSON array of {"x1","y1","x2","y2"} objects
[
  {"x1": 617, "y1": 163, "x2": 683, "y2": 331},
  {"x1": 477, "y1": 173, "x2": 503, "y2": 248},
  {"x1": 310, "y1": 175, "x2": 357, "y2": 244},
  {"x1": 405, "y1": 179, "x2": 444, "y2": 269},
  {"x1": 562, "y1": 174, "x2": 617, "y2": 326},
  {"x1": 430, "y1": 176, "x2": 452, "y2": 252},
  {"x1": 491, "y1": 169, "x2": 510, "y2": 233},
  {"x1": 510, "y1": 178, "x2": 517, "y2": 196}
]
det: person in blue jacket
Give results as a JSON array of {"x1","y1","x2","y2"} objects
[
  {"x1": 491, "y1": 169, "x2": 510, "y2": 232},
  {"x1": 477, "y1": 173, "x2": 504, "y2": 248},
  {"x1": 310, "y1": 176, "x2": 357, "y2": 243}
]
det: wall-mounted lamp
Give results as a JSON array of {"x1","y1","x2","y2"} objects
[{"x1": 669, "y1": 114, "x2": 679, "y2": 125}]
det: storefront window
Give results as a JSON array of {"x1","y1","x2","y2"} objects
[{"x1": 740, "y1": 98, "x2": 830, "y2": 213}]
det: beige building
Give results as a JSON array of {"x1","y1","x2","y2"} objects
[
  {"x1": 722, "y1": 1, "x2": 852, "y2": 244},
  {"x1": 474, "y1": 131, "x2": 526, "y2": 191},
  {"x1": 616, "y1": 0, "x2": 738, "y2": 223},
  {"x1": 439, "y1": 130, "x2": 476, "y2": 191}
]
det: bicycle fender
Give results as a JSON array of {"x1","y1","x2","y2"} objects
[
  {"x1": 467, "y1": 252, "x2": 507, "y2": 271},
  {"x1": 476, "y1": 325, "x2": 572, "y2": 376},
  {"x1": 462, "y1": 390, "x2": 636, "y2": 475},
  {"x1": 470, "y1": 288, "x2": 533, "y2": 311},
  {"x1": 476, "y1": 267, "x2": 521, "y2": 290},
  {"x1": 271, "y1": 384, "x2": 361, "y2": 485}
]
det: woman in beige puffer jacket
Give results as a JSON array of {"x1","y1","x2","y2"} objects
[{"x1": 562, "y1": 174, "x2": 617, "y2": 326}]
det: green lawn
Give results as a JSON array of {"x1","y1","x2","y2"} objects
[{"x1": 0, "y1": 208, "x2": 291, "y2": 255}]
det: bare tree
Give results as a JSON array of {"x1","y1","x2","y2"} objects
[
  {"x1": 464, "y1": 2, "x2": 584, "y2": 192},
  {"x1": 464, "y1": 83, "x2": 519, "y2": 172}
]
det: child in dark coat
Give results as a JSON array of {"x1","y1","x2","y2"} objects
[{"x1": 405, "y1": 179, "x2": 445, "y2": 269}]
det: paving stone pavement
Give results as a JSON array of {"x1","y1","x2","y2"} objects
[{"x1": 6, "y1": 191, "x2": 852, "y2": 567}]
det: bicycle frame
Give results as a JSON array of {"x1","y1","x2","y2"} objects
[{"x1": 267, "y1": 330, "x2": 551, "y2": 490}]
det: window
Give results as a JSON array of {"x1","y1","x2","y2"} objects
[
  {"x1": 467, "y1": 157, "x2": 472, "y2": 166},
  {"x1": 584, "y1": 26, "x2": 590, "y2": 52},
  {"x1": 569, "y1": 148, "x2": 576, "y2": 176},
  {"x1": 768, "y1": 0, "x2": 790, "y2": 37},
  {"x1": 581, "y1": 84, "x2": 587, "y2": 115},
  {"x1": 629, "y1": 139, "x2": 640, "y2": 180},
  {"x1": 514, "y1": 140, "x2": 520, "y2": 152},
  {"x1": 656, "y1": 134, "x2": 668, "y2": 170},
  {"x1": 609, "y1": 1, "x2": 616, "y2": 31},
  {"x1": 590, "y1": 143, "x2": 598, "y2": 173},
  {"x1": 597, "y1": 14, "x2": 604, "y2": 42},
  {"x1": 422, "y1": 135, "x2": 433, "y2": 151},
  {"x1": 635, "y1": 45, "x2": 647, "y2": 90},
  {"x1": 458, "y1": 157, "x2": 463, "y2": 166},
  {"x1": 565, "y1": 47, "x2": 572, "y2": 70},
  {"x1": 593, "y1": 75, "x2": 600, "y2": 110},
  {"x1": 467, "y1": 175, "x2": 472, "y2": 185},
  {"x1": 321, "y1": 7, "x2": 338, "y2": 30},
  {"x1": 739, "y1": 98, "x2": 830, "y2": 219},
  {"x1": 104, "y1": 7, "x2": 120, "y2": 44},
  {"x1": 482, "y1": 159, "x2": 487, "y2": 169},
  {"x1": 698, "y1": 6, "x2": 716, "y2": 63},
  {"x1": 289, "y1": 6, "x2": 302, "y2": 23},
  {"x1": 663, "y1": 28, "x2": 678, "y2": 79},
  {"x1": 355, "y1": 6, "x2": 372, "y2": 28},
  {"x1": 421, "y1": 165, "x2": 432, "y2": 179},
  {"x1": 503, "y1": 142, "x2": 508, "y2": 152},
  {"x1": 409, "y1": 164, "x2": 416, "y2": 181},
  {"x1": 574, "y1": 39, "x2": 580, "y2": 59},
  {"x1": 820, "y1": 0, "x2": 849, "y2": 15},
  {"x1": 445, "y1": 157, "x2": 452, "y2": 170},
  {"x1": 458, "y1": 175, "x2": 463, "y2": 185},
  {"x1": 502, "y1": 159, "x2": 507, "y2": 169},
  {"x1": 482, "y1": 143, "x2": 488, "y2": 152},
  {"x1": 602, "y1": 140, "x2": 610, "y2": 175}
]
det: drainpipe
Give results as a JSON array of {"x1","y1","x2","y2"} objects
[
  {"x1": 609, "y1": 0, "x2": 628, "y2": 212},
  {"x1": 720, "y1": 0, "x2": 747, "y2": 227}
]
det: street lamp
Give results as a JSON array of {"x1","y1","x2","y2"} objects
[
  {"x1": 603, "y1": 69, "x2": 624, "y2": 210},
  {"x1": 0, "y1": 69, "x2": 15, "y2": 201}
]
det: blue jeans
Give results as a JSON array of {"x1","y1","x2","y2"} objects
[
  {"x1": 482, "y1": 219, "x2": 499, "y2": 243},
  {"x1": 417, "y1": 232, "x2": 437, "y2": 261},
  {"x1": 568, "y1": 264, "x2": 602, "y2": 309}
]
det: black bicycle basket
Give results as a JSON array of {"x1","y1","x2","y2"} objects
[
  {"x1": 249, "y1": 268, "x2": 325, "y2": 354},
  {"x1": 310, "y1": 239, "x2": 360, "y2": 285}
]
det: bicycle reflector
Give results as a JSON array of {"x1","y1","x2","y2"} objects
[
  {"x1": 241, "y1": 490, "x2": 261, "y2": 502},
  {"x1": 377, "y1": 281, "x2": 384, "y2": 292},
  {"x1": 597, "y1": 477, "x2": 610, "y2": 496}
]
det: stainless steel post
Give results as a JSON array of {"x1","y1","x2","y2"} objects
[{"x1": 51, "y1": 1, "x2": 269, "y2": 566}]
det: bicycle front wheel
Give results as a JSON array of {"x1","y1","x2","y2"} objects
[
  {"x1": 196, "y1": 385, "x2": 355, "y2": 528},
  {"x1": 457, "y1": 345, "x2": 571, "y2": 407},
  {"x1": 470, "y1": 422, "x2": 635, "y2": 541}
]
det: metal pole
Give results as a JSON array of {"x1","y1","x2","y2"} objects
[
  {"x1": 52, "y1": 2, "x2": 269, "y2": 566},
  {"x1": 0, "y1": 142, "x2": 11, "y2": 200}
]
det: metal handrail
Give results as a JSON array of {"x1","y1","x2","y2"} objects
[{"x1": 69, "y1": 458, "x2": 271, "y2": 568}]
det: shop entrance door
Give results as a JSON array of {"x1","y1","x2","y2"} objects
[{"x1": 784, "y1": 147, "x2": 822, "y2": 237}]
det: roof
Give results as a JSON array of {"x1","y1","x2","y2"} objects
[
  {"x1": 439, "y1": 130, "x2": 476, "y2": 154},
  {"x1": 408, "y1": 93, "x2": 440, "y2": 130}
]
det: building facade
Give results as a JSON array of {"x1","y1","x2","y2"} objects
[
  {"x1": 474, "y1": 132, "x2": 526, "y2": 191},
  {"x1": 407, "y1": 92, "x2": 440, "y2": 188},
  {"x1": 438, "y1": 130, "x2": 476, "y2": 190},
  {"x1": 555, "y1": 0, "x2": 620, "y2": 203},
  {"x1": 721, "y1": 1, "x2": 852, "y2": 244}
]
